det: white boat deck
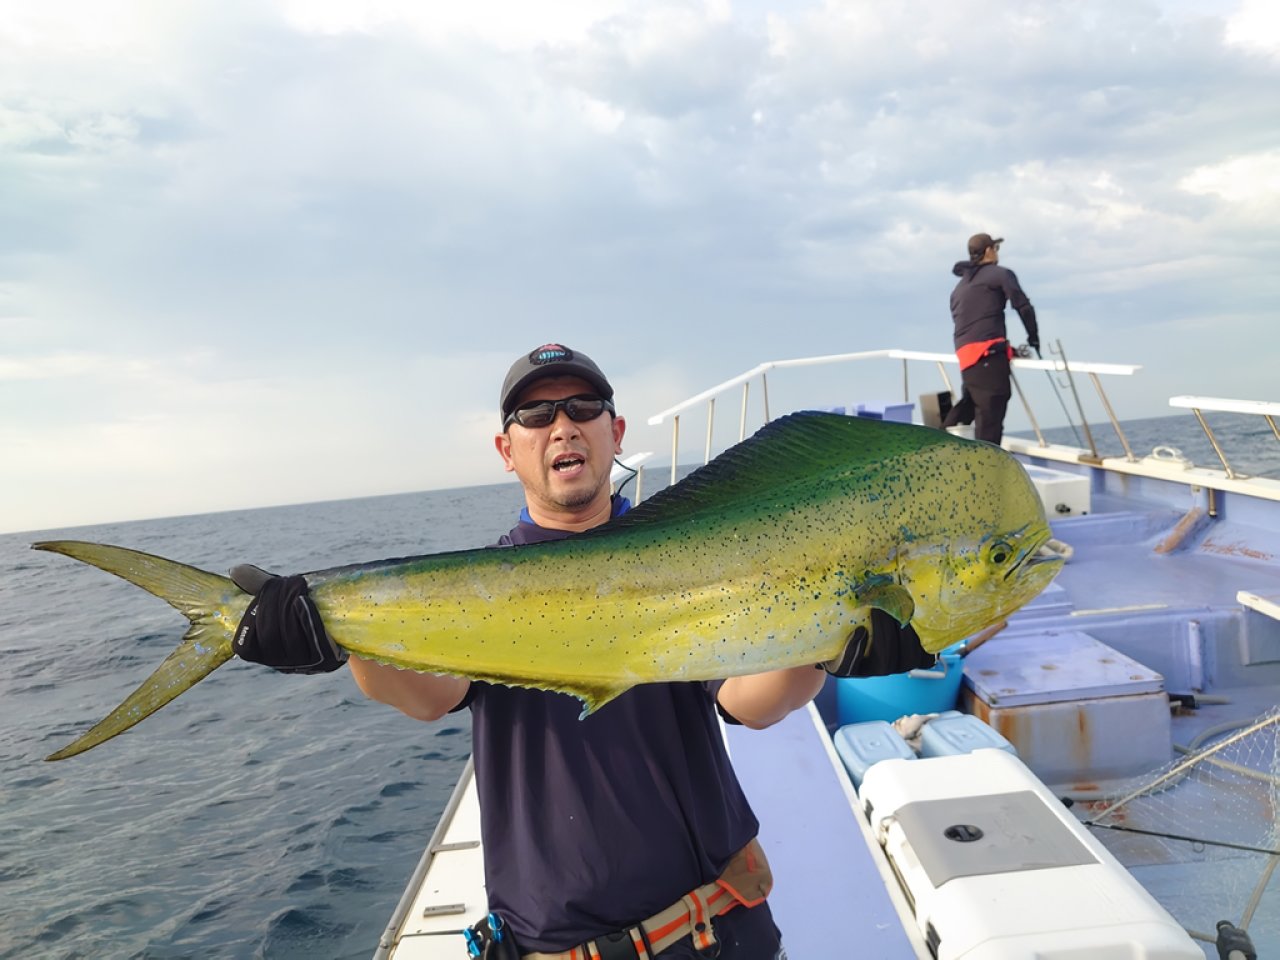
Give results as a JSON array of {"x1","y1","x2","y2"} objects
[
  {"x1": 722, "y1": 704, "x2": 928, "y2": 958},
  {"x1": 376, "y1": 760, "x2": 485, "y2": 959}
]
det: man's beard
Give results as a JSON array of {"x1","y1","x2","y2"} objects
[{"x1": 554, "y1": 483, "x2": 603, "y2": 510}]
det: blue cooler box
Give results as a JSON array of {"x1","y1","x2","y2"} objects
[
  {"x1": 853, "y1": 402, "x2": 914, "y2": 424},
  {"x1": 836, "y1": 648, "x2": 964, "y2": 725},
  {"x1": 833, "y1": 720, "x2": 915, "y2": 787},
  {"x1": 918, "y1": 711, "x2": 1017, "y2": 758}
]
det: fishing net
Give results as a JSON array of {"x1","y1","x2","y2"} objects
[{"x1": 1077, "y1": 707, "x2": 1280, "y2": 954}]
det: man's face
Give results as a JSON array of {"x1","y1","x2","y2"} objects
[{"x1": 495, "y1": 375, "x2": 626, "y2": 526}]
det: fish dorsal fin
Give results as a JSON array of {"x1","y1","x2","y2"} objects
[{"x1": 602, "y1": 410, "x2": 955, "y2": 529}]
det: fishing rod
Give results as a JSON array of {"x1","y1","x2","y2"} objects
[
  {"x1": 1086, "y1": 821, "x2": 1280, "y2": 858},
  {"x1": 1017, "y1": 340, "x2": 1083, "y2": 446}
]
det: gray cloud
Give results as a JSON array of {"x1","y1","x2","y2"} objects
[{"x1": 0, "y1": 0, "x2": 1276, "y2": 531}]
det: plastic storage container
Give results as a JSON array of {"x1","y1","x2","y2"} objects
[
  {"x1": 836, "y1": 648, "x2": 963, "y2": 725},
  {"x1": 1021, "y1": 463, "x2": 1091, "y2": 516},
  {"x1": 859, "y1": 750, "x2": 1202, "y2": 959},
  {"x1": 853, "y1": 401, "x2": 914, "y2": 424},
  {"x1": 833, "y1": 721, "x2": 916, "y2": 787},
  {"x1": 918, "y1": 711, "x2": 1017, "y2": 759}
]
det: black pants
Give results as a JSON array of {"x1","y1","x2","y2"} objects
[
  {"x1": 956, "y1": 352, "x2": 1011, "y2": 445},
  {"x1": 656, "y1": 903, "x2": 784, "y2": 958}
]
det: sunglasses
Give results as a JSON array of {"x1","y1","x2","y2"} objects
[{"x1": 504, "y1": 394, "x2": 615, "y2": 430}]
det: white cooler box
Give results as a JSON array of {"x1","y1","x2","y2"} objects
[
  {"x1": 1021, "y1": 464, "x2": 1090, "y2": 517},
  {"x1": 859, "y1": 749, "x2": 1200, "y2": 959}
]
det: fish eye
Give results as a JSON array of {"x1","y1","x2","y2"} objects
[{"x1": 989, "y1": 541, "x2": 1012, "y2": 565}]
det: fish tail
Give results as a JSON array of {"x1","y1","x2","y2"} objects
[{"x1": 32, "y1": 540, "x2": 245, "y2": 761}]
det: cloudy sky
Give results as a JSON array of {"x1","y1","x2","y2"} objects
[{"x1": 2, "y1": 0, "x2": 1277, "y2": 534}]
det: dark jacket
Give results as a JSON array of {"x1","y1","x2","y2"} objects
[{"x1": 949, "y1": 260, "x2": 1038, "y2": 349}]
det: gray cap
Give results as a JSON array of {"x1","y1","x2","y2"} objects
[{"x1": 500, "y1": 344, "x2": 614, "y2": 422}]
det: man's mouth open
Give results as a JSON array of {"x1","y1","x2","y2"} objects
[{"x1": 554, "y1": 455, "x2": 586, "y2": 473}]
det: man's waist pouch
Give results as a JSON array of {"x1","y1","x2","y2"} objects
[{"x1": 523, "y1": 837, "x2": 773, "y2": 960}]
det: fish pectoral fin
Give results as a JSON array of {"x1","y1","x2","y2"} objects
[
  {"x1": 571, "y1": 683, "x2": 630, "y2": 720},
  {"x1": 854, "y1": 582, "x2": 916, "y2": 626},
  {"x1": 578, "y1": 686, "x2": 627, "y2": 716}
]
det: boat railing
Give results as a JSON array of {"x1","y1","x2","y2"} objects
[
  {"x1": 646, "y1": 347, "x2": 1142, "y2": 485},
  {"x1": 1169, "y1": 396, "x2": 1280, "y2": 480}
]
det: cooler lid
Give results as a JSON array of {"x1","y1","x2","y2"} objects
[
  {"x1": 891, "y1": 790, "x2": 1097, "y2": 888},
  {"x1": 963, "y1": 630, "x2": 1164, "y2": 707}
]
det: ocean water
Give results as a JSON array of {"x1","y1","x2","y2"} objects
[
  {"x1": 0, "y1": 412, "x2": 1275, "y2": 959},
  {"x1": 0, "y1": 484, "x2": 526, "y2": 960}
]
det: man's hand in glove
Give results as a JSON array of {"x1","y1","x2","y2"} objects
[
  {"x1": 822, "y1": 608, "x2": 936, "y2": 678},
  {"x1": 230, "y1": 564, "x2": 348, "y2": 674}
]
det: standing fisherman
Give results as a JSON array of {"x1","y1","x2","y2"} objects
[{"x1": 943, "y1": 233, "x2": 1040, "y2": 445}]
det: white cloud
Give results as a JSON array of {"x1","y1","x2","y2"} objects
[
  {"x1": 275, "y1": 0, "x2": 632, "y2": 48},
  {"x1": 0, "y1": 353, "x2": 114, "y2": 380},
  {"x1": 1180, "y1": 148, "x2": 1280, "y2": 207},
  {"x1": 1225, "y1": 0, "x2": 1280, "y2": 57}
]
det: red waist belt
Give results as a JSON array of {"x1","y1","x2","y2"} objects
[
  {"x1": 522, "y1": 838, "x2": 773, "y2": 960},
  {"x1": 957, "y1": 338, "x2": 1010, "y2": 370}
]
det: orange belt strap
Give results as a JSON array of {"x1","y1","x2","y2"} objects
[{"x1": 523, "y1": 838, "x2": 773, "y2": 960}]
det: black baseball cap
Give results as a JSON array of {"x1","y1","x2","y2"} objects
[
  {"x1": 500, "y1": 344, "x2": 614, "y2": 422},
  {"x1": 968, "y1": 233, "x2": 1003, "y2": 259}
]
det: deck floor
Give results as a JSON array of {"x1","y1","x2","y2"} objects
[
  {"x1": 723, "y1": 705, "x2": 926, "y2": 959},
  {"x1": 1009, "y1": 495, "x2": 1280, "y2": 960}
]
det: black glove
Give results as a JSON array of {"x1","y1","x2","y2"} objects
[
  {"x1": 823, "y1": 608, "x2": 936, "y2": 678},
  {"x1": 230, "y1": 564, "x2": 348, "y2": 674}
]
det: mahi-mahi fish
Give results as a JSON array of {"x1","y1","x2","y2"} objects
[{"x1": 35, "y1": 411, "x2": 1062, "y2": 760}]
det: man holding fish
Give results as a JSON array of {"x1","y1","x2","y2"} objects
[
  {"x1": 231, "y1": 344, "x2": 937, "y2": 959},
  {"x1": 42, "y1": 341, "x2": 1061, "y2": 954}
]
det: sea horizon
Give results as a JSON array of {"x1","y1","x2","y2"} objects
[{"x1": 8, "y1": 409, "x2": 1278, "y2": 539}]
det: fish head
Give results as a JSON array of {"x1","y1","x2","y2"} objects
[
  {"x1": 897, "y1": 522, "x2": 1063, "y2": 652},
  {"x1": 888, "y1": 450, "x2": 1065, "y2": 653}
]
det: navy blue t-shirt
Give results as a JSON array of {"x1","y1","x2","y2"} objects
[{"x1": 456, "y1": 497, "x2": 761, "y2": 951}]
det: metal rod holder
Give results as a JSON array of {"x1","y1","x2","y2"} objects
[
  {"x1": 1188, "y1": 407, "x2": 1238, "y2": 479},
  {"x1": 1010, "y1": 369, "x2": 1046, "y2": 446},
  {"x1": 704, "y1": 397, "x2": 716, "y2": 467},
  {"x1": 1089, "y1": 372, "x2": 1136, "y2": 462},
  {"x1": 669, "y1": 415, "x2": 680, "y2": 486},
  {"x1": 1054, "y1": 340, "x2": 1100, "y2": 461}
]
